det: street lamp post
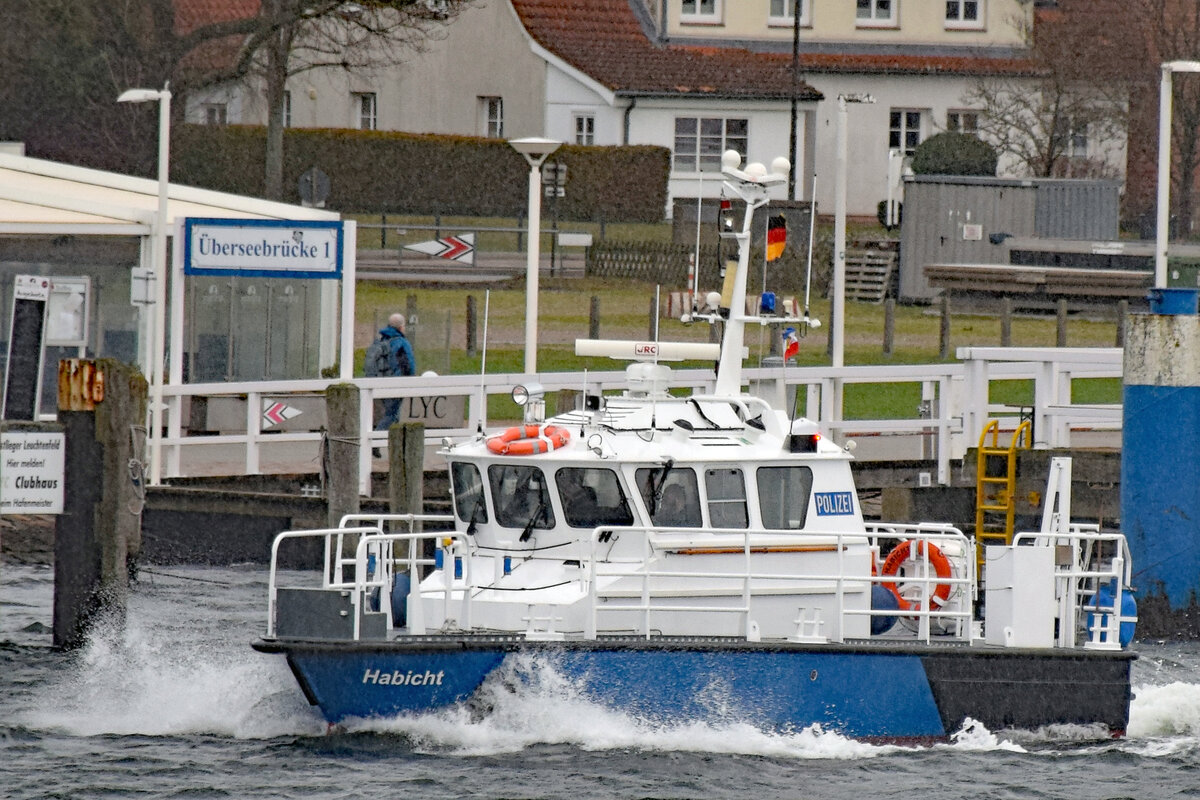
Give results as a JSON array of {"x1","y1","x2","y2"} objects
[
  {"x1": 1157, "y1": 61, "x2": 1200, "y2": 288},
  {"x1": 118, "y1": 84, "x2": 171, "y2": 486},
  {"x1": 831, "y1": 93, "x2": 874, "y2": 370},
  {"x1": 508, "y1": 137, "x2": 562, "y2": 375}
]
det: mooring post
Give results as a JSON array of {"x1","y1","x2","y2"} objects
[
  {"x1": 325, "y1": 383, "x2": 360, "y2": 528},
  {"x1": 388, "y1": 422, "x2": 427, "y2": 566},
  {"x1": 939, "y1": 294, "x2": 951, "y2": 359},
  {"x1": 589, "y1": 296, "x2": 601, "y2": 339},
  {"x1": 1000, "y1": 296, "x2": 1012, "y2": 347},
  {"x1": 466, "y1": 295, "x2": 478, "y2": 357},
  {"x1": 1056, "y1": 298, "x2": 1068, "y2": 347},
  {"x1": 882, "y1": 298, "x2": 895, "y2": 358},
  {"x1": 53, "y1": 359, "x2": 147, "y2": 649}
]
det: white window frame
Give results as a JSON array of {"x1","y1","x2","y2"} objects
[
  {"x1": 768, "y1": 0, "x2": 810, "y2": 27},
  {"x1": 1068, "y1": 121, "x2": 1089, "y2": 159},
  {"x1": 945, "y1": 0, "x2": 984, "y2": 30},
  {"x1": 282, "y1": 90, "x2": 292, "y2": 128},
  {"x1": 480, "y1": 96, "x2": 503, "y2": 138},
  {"x1": 353, "y1": 92, "x2": 377, "y2": 130},
  {"x1": 574, "y1": 113, "x2": 595, "y2": 146},
  {"x1": 856, "y1": 0, "x2": 897, "y2": 28},
  {"x1": 946, "y1": 109, "x2": 979, "y2": 135},
  {"x1": 203, "y1": 103, "x2": 227, "y2": 126},
  {"x1": 889, "y1": 108, "x2": 925, "y2": 156},
  {"x1": 681, "y1": 0, "x2": 721, "y2": 25},
  {"x1": 673, "y1": 116, "x2": 748, "y2": 173}
]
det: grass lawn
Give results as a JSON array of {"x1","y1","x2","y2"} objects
[{"x1": 351, "y1": 216, "x2": 1124, "y2": 418}]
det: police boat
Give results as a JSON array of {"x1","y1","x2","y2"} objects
[{"x1": 254, "y1": 151, "x2": 1137, "y2": 743}]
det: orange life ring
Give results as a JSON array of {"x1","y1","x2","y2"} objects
[
  {"x1": 485, "y1": 424, "x2": 571, "y2": 456},
  {"x1": 880, "y1": 539, "x2": 952, "y2": 612}
]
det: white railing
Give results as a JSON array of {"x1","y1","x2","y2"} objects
[
  {"x1": 162, "y1": 347, "x2": 1123, "y2": 491},
  {"x1": 264, "y1": 520, "x2": 977, "y2": 645}
]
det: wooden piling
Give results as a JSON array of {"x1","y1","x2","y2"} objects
[
  {"x1": 1056, "y1": 298, "x2": 1068, "y2": 347},
  {"x1": 466, "y1": 295, "x2": 478, "y2": 357},
  {"x1": 53, "y1": 359, "x2": 147, "y2": 649},
  {"x1": 939, "y1": 294, "x2": 951, "y2": 359},
  {"x1": 1000, "y1": 296, "x2": 1012, "y2": 347},
  {"x1": 882, "y1": 298, "x2": 895, "y2": 358},
  {"x1": 324, "y1": 383, "x2": 360, "y2": 528},
  {"x1": 589, "y1": 296, "x2": 601, "y2": 339}
]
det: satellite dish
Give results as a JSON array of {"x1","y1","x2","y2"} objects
[{"x1": 298, "y1": 167, "x2": 331, "y2": 207}]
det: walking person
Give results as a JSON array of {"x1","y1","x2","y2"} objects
[{"x1": 366, "y1": 313, "x2": 416, "y2": 452}]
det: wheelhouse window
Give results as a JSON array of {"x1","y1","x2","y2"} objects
[
  {"x1": 673, "y1": 117, "x2": 748, "y2": 172},
  {"x1": 555, "y1": 467, "x2": 634, "y2": 529},
  {"x1": 856, "y1": 0, "x2": 896, "y2": 27},
  {"x1": 768, "y1": 0, "x2": 810, "y2": 27},
  {"x1": 488, "y1": 464, "x2": 555, "y2": 531},
  {"x1": 451, "y1": 462, "x2": 488, "y2": 526},
  {"x1": 945, "y1": 0, "x2": 982, "y2": 29},
  {"x1": 946, "y1": 110, "x2": 979, "y2": 135},
  {"x1": 681, "y1": 0, "x2": 720, "y2": 23},
  {"x1": 574, "y1": 114, "x2": 595, "y2": 146},
  {"x1": 636, "y1": 467, "x2": 702, "y2": 528},
  {"x1": 705, "y1": 468, "x2": 748, "y2": 529},
  {"x1": 353, "y1": 92, "x2": 377, "y2": 130},
  {"x1": 889, "y1": 109, "x2": 924, "y2": 156},
  {"x1": 757, "y1": 466, "x2": 814, "y2": 530}
]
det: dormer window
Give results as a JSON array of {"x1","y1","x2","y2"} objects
[
  {"x1": 946, "y1": 0, "x2": 984, "y2": 30},
  {"x1": 681, "y1": 0, "x2": 721, "y2": 24},
  {"x1": 856, "y1": 0, "x2": 897, "y2": 28},
  {"x1": 768, "y1": 0, "x2": 810, "y2": 27}
]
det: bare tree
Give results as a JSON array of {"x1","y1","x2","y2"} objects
[
  {"x1": 0, "y1": 0, "x2": 470, "y2": 194},
  {"x1": 962, "y1": 0, "x2": 1133, "y2": 180}
]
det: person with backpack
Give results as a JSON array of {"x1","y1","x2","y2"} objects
[{"x1": 367, "y1": 313, "x2": 416, "y2": 444}]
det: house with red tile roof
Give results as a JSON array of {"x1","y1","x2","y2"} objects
[{"x1": 189, "y1": 0, "x2": 1127, "y2": 217}]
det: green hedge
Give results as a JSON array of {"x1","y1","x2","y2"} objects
[{"x1": 172, "y1": 126, "x2": 670, "y2": 223}]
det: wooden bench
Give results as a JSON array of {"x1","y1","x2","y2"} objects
[{"x1": 924, "y1": 263, "x2": 1152, "y2": 309}]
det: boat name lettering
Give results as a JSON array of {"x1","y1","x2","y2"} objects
[
  {"x1": 814, "y1": 491, "x2": 854, "y2": 516},
  {"x1": 361, "y1": 667, "x2": 445, "y2": 687}
]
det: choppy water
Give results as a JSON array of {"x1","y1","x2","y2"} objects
[{"x1": 3, "y1": 563, "x2": 1199, "y2": 799}]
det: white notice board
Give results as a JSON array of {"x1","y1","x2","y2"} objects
[{"x1": 0, "y1": 431, "x2": 65, "y2": 514}]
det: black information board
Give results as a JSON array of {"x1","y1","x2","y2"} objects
[{"x1": 3, "y1": 278, "x2": 49, "y2": 420}]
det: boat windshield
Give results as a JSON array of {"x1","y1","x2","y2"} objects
[
  {"x1": 635, "y1": 467, "x2": 702, "y2": 528},
  {"x1": 450, "y1": 462, "x2": 488, "y2": 525},
  {"x1": 756, "y1": 465, "x2": 814, "y2": 530},
  {"x1": 488, "y1": 464, "x2": 556, "y2": 531},
  {"x1": 704, "y1": 468, "x2": 749, "y2": 528},
  {"x1": 554, "y1": 467, "x2": 634, "y2": 529}
]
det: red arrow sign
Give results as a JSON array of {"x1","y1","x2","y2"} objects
[{"x1": 404, "y1": 233, "x2": 475, "y2": 264}]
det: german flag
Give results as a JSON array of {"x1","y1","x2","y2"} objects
[{"x1": 766, "y1": 214, "x2": 786, "y2": 261}]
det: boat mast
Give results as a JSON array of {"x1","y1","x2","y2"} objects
[{"x1": 713, "y1": 151, "x2": 790, "y2": 396}]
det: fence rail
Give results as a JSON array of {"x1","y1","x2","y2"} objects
[{"x1": 160, "y1": 346, "x2": 1123, "y2": 494}]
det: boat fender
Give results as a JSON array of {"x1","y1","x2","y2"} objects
[
  {"x1": 391, "y1": 573, "x2": 411, "y2": 628},
  {"x1": 1086, "y1": 581, "x2": 1137, "y2": 647},
  {"x1": 881, "y1": 539, "x2": 953, "y2": 612},
  {"x1": 870, "y1": 584, "x2": 899, "y2": 635},
  {"x1": 485, "y1": 424, "x2": 571, "y2": 456}
]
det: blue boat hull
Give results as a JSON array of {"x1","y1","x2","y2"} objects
[{"x1": 255, "y1": 637, "x2": 1134, "y2": 741}]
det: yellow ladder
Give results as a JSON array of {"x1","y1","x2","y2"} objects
[{"x1": 974, "y1": 419, "x2": 1032, "y2": 578}]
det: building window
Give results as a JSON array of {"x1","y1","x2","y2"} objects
[
  {"x1": 856, "y1": 0, "x2": 896, "y2": 27},
  {"x1": 1069, "y1": 122, "x2": 1088, "y2": 158},
  {"x1": 945, "y1": 0, "x2": 983, "y2": 29},
  {"x1": 681, "y1": 0, "x2": 720, "y2": 23},
  {"x1": 203, "y1": 103, "x2": 227, "y2": 126},
  {"x1": 282, "y1": 91, "x2": 292, "y2": 128},
  {"x1": 673, "y1": 117, "x2": 748, "y2": 172},
  {"x1": 480, "y1": 96, "x2": 503, "y2": 138},
  {"x1": 574, "y1": 114, "x2": 595, "y2": 146},
  {"x1": 768, "y1": 0, "x2": 810, "y2": 26},
  {"x1": 353, "y1": 92, "x2": 376, "y2": 130},
  {"x1": 946, "y1": 110, "x2": 978, "y2": 135},
  {"x1": 889, "y1": 109, "x2": 924, "y2": 156}
]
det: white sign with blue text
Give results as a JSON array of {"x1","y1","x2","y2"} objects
[{"x1": 183, "y1": 218, "x2": 344, "y2": 279}]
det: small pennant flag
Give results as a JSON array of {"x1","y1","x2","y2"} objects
[
  {"x1": 782, "y1": 326, "x2": 799, "y2": 361},
  {"x1": 262, "y1": 399, "x2": 302, "y2": 429},
  {"x1": 766, "y1": 215, "x2": 787, "y2": 262}
]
